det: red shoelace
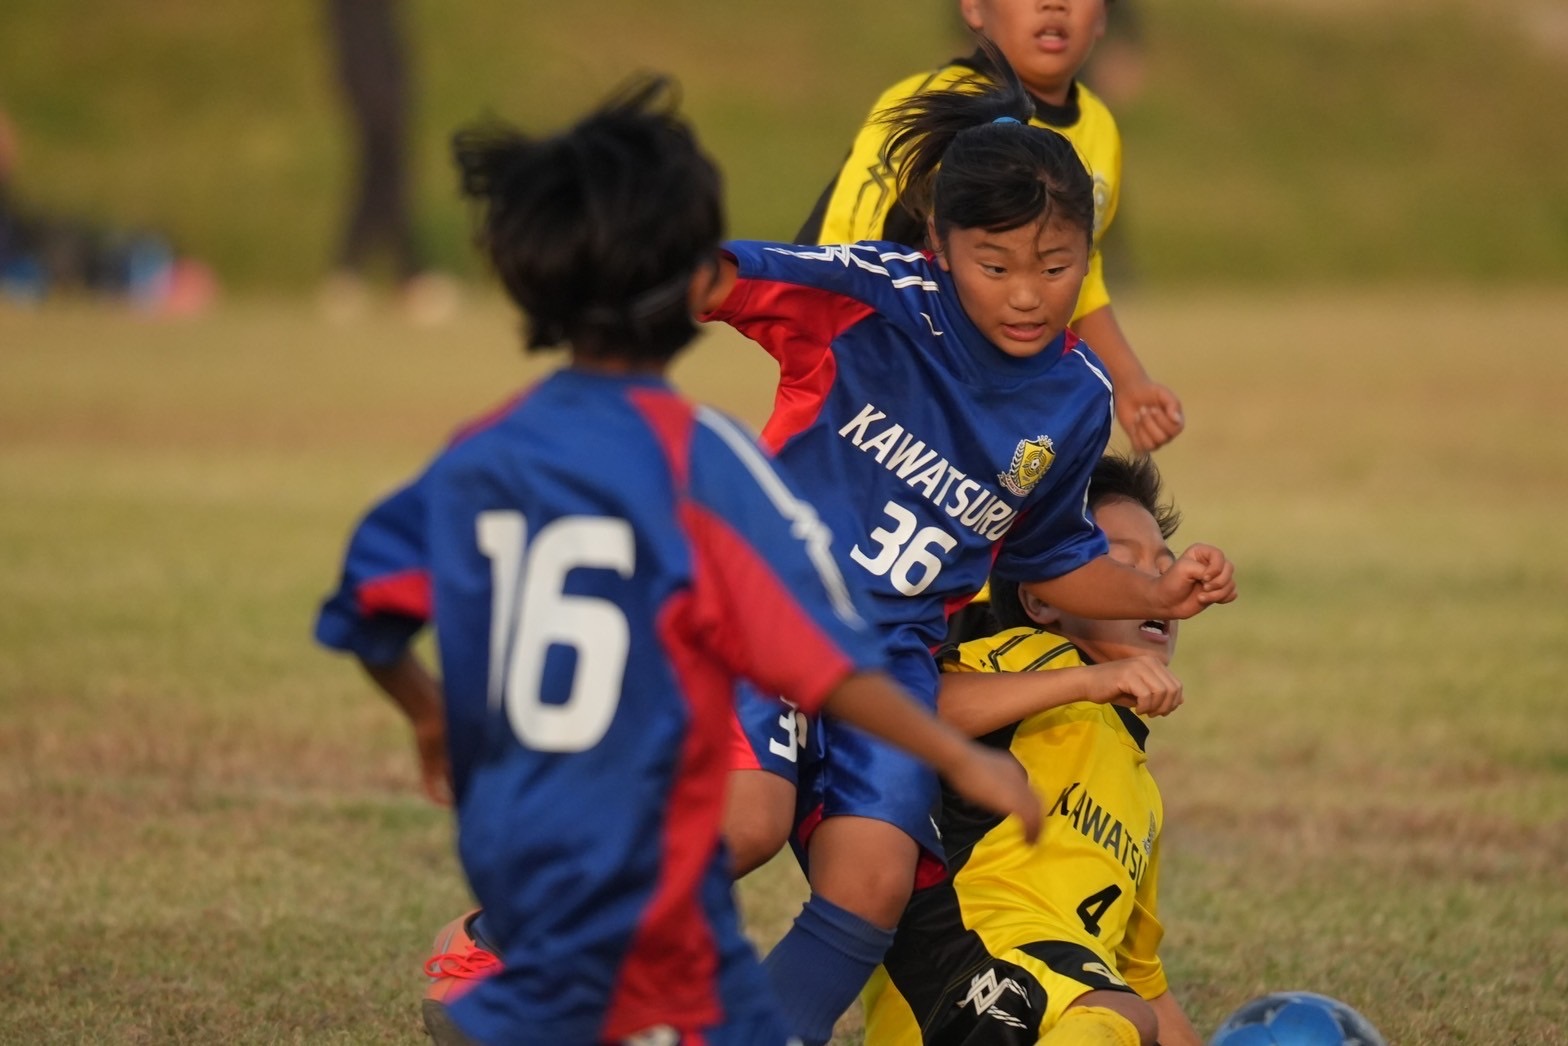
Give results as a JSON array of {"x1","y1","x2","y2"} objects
[{"x1": 425, "y1": 946, "x2": 502, "y2": 980}]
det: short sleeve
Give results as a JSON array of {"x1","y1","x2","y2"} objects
[
  {"x1": 1117, "y1": 834, "x2": 1169, "y2": 1000},
  {"x1": 991, "y1": 401, "x2": 1112, "y2": 584},
  {"x1": 314, "y1": 479, "x2": 432, "y2": 666}
]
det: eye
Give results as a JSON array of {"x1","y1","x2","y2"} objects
[
  {"x1": 1044, "y1": 265, "x2": 1069, "y2": 277},
  {"x1": 981, "y1": 264, "x2": 1006, "y2": 277}
]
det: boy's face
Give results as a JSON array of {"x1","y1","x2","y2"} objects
[
  {"x1": 960, "y1": 0, "x2": 1107, "y2": 105},
  {"x1": 1028, "y1": 496, "x2": 1179, "y2": 664},
  {"x1": 931, "y1": 214, "x2": 1089, "y2": 359}
]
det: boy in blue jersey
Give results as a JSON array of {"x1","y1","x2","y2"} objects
[
  {"x1": 702, "y1": 48, "x2": 1236, "y2": 1044},
  {"x1": 314, "y1": 77, "x2": 1042, "y2": 1046}
]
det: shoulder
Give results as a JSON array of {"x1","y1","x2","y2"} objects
[
  {"x1": 947, "y1": 627, "x2": 1084, "y2": 674},
  {"x1": 1075, "y1": 82, "x2": 1118, "y2": 123},
  {"x1": 727, "y1": 239, "x2": 939, "y2": 299},
  {"x1": 871, "y1": 61, "x2": 978, "y2": 112}
]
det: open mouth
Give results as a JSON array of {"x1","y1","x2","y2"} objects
[
  {"x1": 1035, "y1": 27, "x2": 1070, "y2": 52},
  {"x1": 1139, "y1": 620, "x2": 1169, "y2": 638}
]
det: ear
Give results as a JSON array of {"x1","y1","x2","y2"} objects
[
  {"x1": 1019, "y1": 586, "x2": 1061, "y2": 629},
  {"x1": 958, "y1": 0, "x2": 984, "y2": 33},
  {"x1": 927, "y1": 218, "x2": 950, "y2": 271}
]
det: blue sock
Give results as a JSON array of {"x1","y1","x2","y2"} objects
[{"x1": 762, "y1": 893, "x2": 897, "y2": 1046}]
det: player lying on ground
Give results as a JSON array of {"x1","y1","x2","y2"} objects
[
  {"x1": 861, "y1": 453, "x2": 1204, "y2": 1046},
  {"x1": 314, "y1": 75, "x2": 1042, "y2": 1046}
]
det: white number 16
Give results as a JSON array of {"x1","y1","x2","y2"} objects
[{"x1": 477, "y1": 511, "x2": 635, "y2": 753}]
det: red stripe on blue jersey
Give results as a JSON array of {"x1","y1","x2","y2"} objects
[
  {"x1": 603, "y1": 587, "x2": 726, "y2": 1040},
  {"x1": 707, "y1": 273, "x2": 872, "y2": 453},
  {"x1": 678, "y1": 500, "x2": 852, "y2": 718},
  {"x1": 628, "y1": 385, "x2": 695, "y2": 490},
  {"x1": 356, "y1": 567, "x2": 431, "y2": 619}
]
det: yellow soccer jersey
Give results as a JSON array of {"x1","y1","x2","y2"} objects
[
  {"x1": 795, "y1": 53, "x2": 1123, "y2": 323},
  {"x1": 862, "y1": 628, "x2": 1168, "y2": 1045}
]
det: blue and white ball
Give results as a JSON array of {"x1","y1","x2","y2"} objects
[{"x1": 1209, "y1": 991, "x2": 1387, "y2": 1046}]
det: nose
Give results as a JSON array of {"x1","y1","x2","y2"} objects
[{"x1": 1007, "y1": 277, "x2": 1043, "y2": 311}]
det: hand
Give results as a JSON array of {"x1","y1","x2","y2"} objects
[
  {"x1": 1155, "y1": 544, "x2": 1237, "y2": 619},
  {"x1": 412, "y1": 715, "x2": 453, "y2": 807},
  {"x1": 1115, "y1": 378, "x2": 1184, "y2": 453},
  {"x1": 1085, "y1": 657, "x2": 1184, "y2": 717},
  {"x1": 943, "y1": 744, "x2": 1043, "y2": 843}
]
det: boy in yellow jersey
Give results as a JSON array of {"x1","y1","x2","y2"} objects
[
  {"x1": 796, "y1": 0, "x2": 1181, "y2": 457},
  {"x1": 861, "y1": 454, "x2": 1204, "y2": 1046}
]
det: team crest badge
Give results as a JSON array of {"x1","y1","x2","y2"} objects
[{"x1": 998, "y1": 436, "x2": 1055, "y2": 497}]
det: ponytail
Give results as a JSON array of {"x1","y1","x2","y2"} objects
[{"x1": 879, "y1": 39, "x2": 1095, "y2": 247}]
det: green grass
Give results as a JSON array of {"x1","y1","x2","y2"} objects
[
  {"x1": 3, "y1": 1, "x2": 1567, "y2": 288},
  {"x1": 2, "y1": 288, "x2": 1566, "y2": 1042}
]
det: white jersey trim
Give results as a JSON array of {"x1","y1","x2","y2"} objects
[{"x1": 695, "y1": 407, "x2": 865, "y2": 628}]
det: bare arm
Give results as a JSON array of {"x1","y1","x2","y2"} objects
[
  {"x1": 1148, "y1": 991, "x2": 1204, "y2": 1046},
  {"x1": 359, "y1": 650, "x2": 452, "y2": 807},
  {"x1": 820, "y1": 671, "x2": 1042, "y2": 842},
  {"x1": 938, "y1": 657, "x2": 1183, "y2": 737},
  {"x1": 1073, "y1": 304, "x2": 1184, "y2": 453},
  {"x1": 1023, "y1": 545, "x2": 1235, "y2": 623}
]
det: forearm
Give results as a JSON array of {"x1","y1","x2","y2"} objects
[
  {"x1": 938, "y1": 665, "x2": 1108, "y2": 737},
  {"x1": 1148, "y1": 991, "x2": 1203, "y2": 1046},
  {"x1": 820, "y1": 670, "x2": 975, "y2": 776},
  {"x1": 359, "y1": 649, "x2": 444, "y2": 729}
]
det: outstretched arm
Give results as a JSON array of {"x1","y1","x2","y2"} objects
[
  {"x1": 358, "y1": 650, "x2": 451, "y2": 807},
  {"x1": 1073, "y1": 304, "x2": 1184, "y2": 453},
  {"x1": 821, "y1": 671, "x2": 1042, "y2": 842},
  {"x1": 1023, "y1": 544, "x2": 1235, "y2": 623},
  {"x1": 938, "y1": 657, "x2": 1183, "y2": 737}
]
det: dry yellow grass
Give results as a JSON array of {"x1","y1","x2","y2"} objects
[{"x1": 1, "y1": 288, "x2": 1565, "y2": 1042}]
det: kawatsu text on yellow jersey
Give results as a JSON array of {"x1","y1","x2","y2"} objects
[
  {"x1": 1050, "y1": 780, "x2": 1151, "y2": 885},
  {"x1": 838, "y1": 403, "x2": 1017, "y2": 540}
]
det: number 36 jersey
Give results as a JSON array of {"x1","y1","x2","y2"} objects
[
  {"x1": 706, "y1": 240, "x2": 1114, "y2": 656},
  {"x1": 314, "y1": 368, "x2": 884, "y2": 1044}
]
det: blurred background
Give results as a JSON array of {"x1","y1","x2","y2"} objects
[
  {"x1": 2, "y1": 0, "x2": 1565, "y2": 296},
  {"x1": 2, "y1": 2, "x2": 1566, "y2": 1043}
]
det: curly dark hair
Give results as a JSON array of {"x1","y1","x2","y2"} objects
[{"x1": 452, "y1": 74, "x2": 724, "y2": 362}]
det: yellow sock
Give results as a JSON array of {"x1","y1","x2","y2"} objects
[{"x1": 1037, "y1": 1004, "x2": 1142, "y2": 1046}]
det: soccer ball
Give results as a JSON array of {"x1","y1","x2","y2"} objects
[{"x1": 1208, "y1": 991, "x2": 1387, "y2": 1046}]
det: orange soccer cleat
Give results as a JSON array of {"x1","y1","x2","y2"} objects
[{"x1": 422, "y1": 909, "x2": 502, "y2": 1044}]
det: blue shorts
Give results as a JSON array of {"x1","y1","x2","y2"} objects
[{"x1": 731, "y1": 645, "x2": 944, "y2": 868}]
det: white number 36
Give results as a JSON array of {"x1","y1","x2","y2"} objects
[{"x1": 850, "y1": 500, "x2": 956, "y2": 596}]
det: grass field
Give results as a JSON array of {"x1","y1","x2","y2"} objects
[{"x1": 2, "y1": 288, "x2": 1566, "y2": 1043}]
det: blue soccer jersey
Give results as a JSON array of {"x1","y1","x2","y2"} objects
[
  {"x1": 707, "y1": 240, "x2": 1113, "y2": 661},
  {"x1": 706, "y1": 240, "x2": 1114, "y2": 866},
  {"x1": 316, "y1": 369, "x2": 883, "y2": 1045}
]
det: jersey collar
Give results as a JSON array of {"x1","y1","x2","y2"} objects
[{"x1": 952, "y1": 50, "x2": 1083, "y2": 128}]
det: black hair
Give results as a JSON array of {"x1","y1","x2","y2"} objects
[
  {"x1": 879, "y1": 38, "x2": 1095, "y2": 249},
  {"x1": 452, "y1": 75, "x2": 723, "y2": 362},
  {"x1": 989, "y1": 453, "x2": 1181, "y2": 633}
]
